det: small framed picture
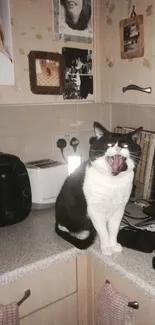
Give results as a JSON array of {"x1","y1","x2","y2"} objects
[
  {"x1": 28, "y1": 51, "x2": 64, "y2": 95},
  {"x1": 119, "y1": 15, "x2": 144, "y2": 59}
]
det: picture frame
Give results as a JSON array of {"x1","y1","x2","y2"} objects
[
  {"x1": 119, "y1": 15, "x2": 144, "y2": 59},
  {"x1": 28, "y1": 51, "x2": 64, "y2": 95}
]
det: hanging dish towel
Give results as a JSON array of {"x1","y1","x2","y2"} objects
[
  {"x1": 0, "y1": 303, "x2": 20, "y2": 325},
  {"x1": 97, "y1": 281, "x2": 135, "y2": 325}
]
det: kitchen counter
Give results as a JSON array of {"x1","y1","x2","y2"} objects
[
  {"x1": 0, "y1": 208, "x2": 155, "y2": 299},
  {"x1": 0, "y1": 209, "x2": 78, "y2": 284}
]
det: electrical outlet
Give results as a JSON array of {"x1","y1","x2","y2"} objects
[{"x1": 53, "y1": 132, "x2": 78, "y2": 151}]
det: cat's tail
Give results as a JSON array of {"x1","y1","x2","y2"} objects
[{"x1": 55, "y1": 222, "x2": 97, "y2": 250}]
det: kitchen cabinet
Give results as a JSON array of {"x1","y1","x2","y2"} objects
[
  {"x1": 87, "y1": 257, "x2": 155, "y2": 325},
  {"x1": 0, "y1": 254, "x2": 155, "y2": 325},
  {"x1": 0, "y1": 258, "x2": 78, "y2": 325}
]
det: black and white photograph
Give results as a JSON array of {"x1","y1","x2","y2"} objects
[
  {"x1": 0, "y1": 0, "x2": 14, "y2": 85},
  {"x1": 124, "y1": 22, "x2": 139, "y2": 53},
  {"x1": 62, "y1": 47, "x2": 93, "y2": 100},
  {"x1": 52, "y1": 0, "x2": 93, "y2": 43}
]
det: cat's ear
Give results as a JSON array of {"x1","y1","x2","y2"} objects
[
  {"x1": 94, "y1": 122, "x2": 109, "y2": 139},
  {"x1": 128, "y1": 126, "x2": 143, "y2": 141}
]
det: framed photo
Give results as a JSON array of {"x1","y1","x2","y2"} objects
[
  {"x1": 28, "y1": 51, "x2": 64, "y2": 95},
  {"x1": 119, "y1": 15, "x2": 144, "y2": 59},
  {"x1": 52, "y1": 0, "x2": 93, "y2": 43}
]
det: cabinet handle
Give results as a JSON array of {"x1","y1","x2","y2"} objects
[
  {"x1": 122, "y1": 84, "x2": 152, "y2": 94},
  {"x1": 128, "y1": 301, "x2": 139, "y2": 309},
  {"x1": 17, "y1": 289, "x2": 31, "y2": 307}
]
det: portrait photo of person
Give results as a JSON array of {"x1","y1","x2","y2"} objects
[
  {"x1": 59, "y1": 0, "x2": 93, "y2": 40},
  {"x1": 0, "y1": 0, "x2": 14, "y2": 85}
]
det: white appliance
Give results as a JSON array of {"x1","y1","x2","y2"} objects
[{"x1": 25, "y1": 159, "x2": 68, "y2": 210}]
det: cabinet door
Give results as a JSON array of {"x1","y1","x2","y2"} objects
[
  {"x1": 0, "y1": 258, "x2": 76, "y2": 318},
  {"x1": 94, "y1": 259, "x2": 155, "y2": 325},
  {"x1": 20, "y1": 293, "x2": 77, "y2": 325}
]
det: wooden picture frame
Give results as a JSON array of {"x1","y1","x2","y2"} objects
[
  {"x1": 119, "y1": 15, "x2": 144, "y2": 59},
  {"x1": 28, "y1": 51, "x2": 64, "y2": 95}
]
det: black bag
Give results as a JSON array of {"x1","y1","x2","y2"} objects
[{"x1": 118, "y1": 227, "x2": 155, "y2": 253}]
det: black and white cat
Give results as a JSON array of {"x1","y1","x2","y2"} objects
[{"x1": 55, "y1": 122, "x2": 142, "y2": 255}]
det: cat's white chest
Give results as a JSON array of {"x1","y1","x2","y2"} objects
[{"x1": 83, "y1": 165, "x2": 134, "y2": 207}]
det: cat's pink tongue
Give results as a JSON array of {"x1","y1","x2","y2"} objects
[{"x1": 109, "y1": 155, "x2": 123, "y2": 174}]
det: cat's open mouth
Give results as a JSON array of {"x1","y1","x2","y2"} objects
[{"x1": 106, "y1": 155, "x2": 126, "y2": 175}]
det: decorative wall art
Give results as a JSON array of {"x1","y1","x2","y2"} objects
[
  {"x1": 0, "y1": 0, "x2": 14, "y2": 85},
  {"x1": 28, "y1": 51, "x2": 64, "y2": 95},
  {"x1": 62, "y1": 47, "x2": 93, "y2": 101},
  {"x1": 119, "y1": 6, "x2": 144, "y2": 59},
  {"x1": 52, "y1": 0, "x2": 93, "y2": 43}
]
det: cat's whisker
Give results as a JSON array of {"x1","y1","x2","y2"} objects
[
  {"x1": 130, "y1": 150, "x2": 142, "y2": 154},
  {"x1": 131, "y1": 156, "x2": 146, "y2": 163},
  {"x1": 133, "y1": 161, "x2": 145, "y2": 167}
]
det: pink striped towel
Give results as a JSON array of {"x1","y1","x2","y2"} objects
[
  {"x1": 97, "y1": 281, "x2": 135, "y2": 325},
  {"x1": 0, "y1": 303, "x2": 19, "y2": 325}
]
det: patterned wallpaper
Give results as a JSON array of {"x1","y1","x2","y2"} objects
[
  {"x1": 0, "y1": 0, "x2": 93, "y2": 105},
  {"x1": 102, "y1": 0, "x2": 155, "y2": 105}
]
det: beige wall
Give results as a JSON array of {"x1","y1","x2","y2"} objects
[
  {"x1": 0, "y1": 0, "x2": 111, "y2": 162},
  {"x1": 111, "y1": 103, "x2": 155, "y2": 132},
  {"x1": 0, "y1": 103, "x2": 111, "y2": 162},
  {"x1": 102, "y1": 0, "x2": 155, "y2": 105}
]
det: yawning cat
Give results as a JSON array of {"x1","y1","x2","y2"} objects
[{"x1": 55, "y1": 122, "x2": 142, "y2": 255}]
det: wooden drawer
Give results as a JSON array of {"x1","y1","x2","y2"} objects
[
  {"x1": 94, "y1": 259, "x2": 155, "y2": 325},
  {"x1": 20, "y1": 293, "x2": 78, "y2": 325},
  {"x1": 0, "y1": 258, "x2": 77, "y2": 318}
]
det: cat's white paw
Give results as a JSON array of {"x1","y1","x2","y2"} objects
[
  {"x1": 101, "y1": 246, "x2": 113, "y2": 256},
  {"x1": 111, "y1": 243, "x2": 122, "y2": 253}
]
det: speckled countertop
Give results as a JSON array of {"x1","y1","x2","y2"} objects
[
  {"x1": 0, "y1": 208, "x2": 155, "y2": 299},
  {"x1": 0, "y1": 208, "x2": 78, "y2": 284}
]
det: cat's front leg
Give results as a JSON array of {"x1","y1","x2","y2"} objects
[
  {"x1": 108, "y1": 205, "x2": 125, "y2": 253},
  {"x1": 88, "y1": 206, "x2": 113, "y2": 256}
]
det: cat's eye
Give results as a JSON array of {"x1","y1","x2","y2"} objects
[
  {"x1": 123, "y1": 144, "x2": 128, "y2": 148},
  {"x1": 107, "y1": 143, "x2": 112, "y2": 147}
]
